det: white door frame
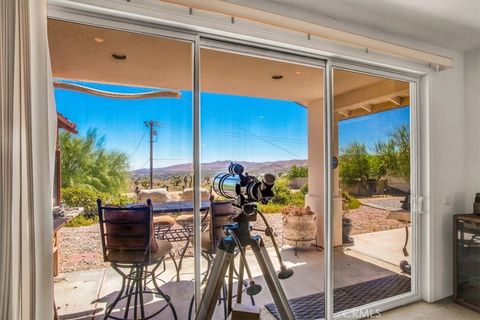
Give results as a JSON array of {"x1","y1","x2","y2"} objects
[{"x1": 328, "y1": 60, "x2": 422, "y2": 319}]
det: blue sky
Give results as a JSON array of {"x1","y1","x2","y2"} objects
[
  {"x1": 338, "y1": 106, "x2": 410, "y2": 153},
  {"x1": 54, "y1": 80, "x2": 409, "y2": 170}
]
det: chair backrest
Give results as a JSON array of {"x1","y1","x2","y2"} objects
[
  {"x1": 97, "y1": 199, "x2": 156, "y2": 264},
  {"x1": 209, "y1": 199, "x2": 237, "y2": 251},
  {"x1": 182, "y1": 188, "x2": 210, "y2": 201},
  {"x1": 137, "y1": 188, "x2": 169, "y2": 203}
]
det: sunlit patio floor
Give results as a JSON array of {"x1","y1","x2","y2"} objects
[{"x1": 55, "y1": 229, "x2": 410, "y2": 320}]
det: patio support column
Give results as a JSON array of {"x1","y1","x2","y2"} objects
[
  {"x1": 332, "y1": 119, "x2": 343, "y2": 247},
  {"x1": 306, "y1": 98, "x2": 342, "y2": 247}
]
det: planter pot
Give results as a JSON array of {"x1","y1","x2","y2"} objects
[
  {"x1": 282, "y1": 214, "x2": 316, "y2": 247},
  {"x1": 342, "y1": 217, "x2": 354, "y2": 246}
]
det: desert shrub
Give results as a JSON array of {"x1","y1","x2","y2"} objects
[
  {"x1": 287, "y1": 165, "x2": 308, "y2": 179},
  {"x1": 257, "y1": 203, "x2": 286, "y2": 214},
  {"x1": 108, "y1": 194, "x2": 137, "y2": 206},
  {"x1": 63, "y1": 186, "x2": 136, "y2": 227},
  {"x1": 290, "y1": 191, "x2": 306, "y2": 207},
  {"x1": 62, "y1": 186, "x2": 102, "y2": 216},
  {"x1": 300, "y1": 183, "x2": 308, "y2": 195},
  {"x1": 59, "y1": 130, "x2": 130, "y2": 194},
  {"x1": 342, "y1": 192, "x2": 361, "y2": 210},
  {"x1": 271, "y1": 177, "x2": 293, "y2": 205},
  {"x1": 65, "y1": 214, "x2": 98, "y2": 227}
]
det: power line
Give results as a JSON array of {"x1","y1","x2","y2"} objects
[
  {"x1": 156, "y1": 123, "x2": 305, "y2": 157},
  {"x1": 231, "y1": 123, "x2": 303, "y2": 158},
  {"x1": 140, "y1": 158, "x2": 150, "y2": 168},
  {"x1": 130, "y1": 127, "x2": 148, "y2": 158},
  {"x1": 156, "y1": 124, "x2": 307, "y2": 144}
]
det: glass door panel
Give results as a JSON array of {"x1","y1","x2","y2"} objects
[
  {"x1": 198, "y1": 45, "x2": 325, "y2": 319},
  {"x1": 49, "y1": 19, "x2": 194, "y2": 319},
  {"x1": 331, "y1": 67, "x2": 414, "y2": 317}
]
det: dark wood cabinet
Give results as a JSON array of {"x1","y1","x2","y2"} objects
[{"x1": 454, "y1": 214, "x2": 480, "y2": 312}]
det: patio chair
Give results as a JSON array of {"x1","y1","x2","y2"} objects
[
  {"x1": 97, "y1": 199, "x2": 178, "y2": 320},
  {"x1": 137, "y1": 188, "x2": 170, "y2": 203},
  {"x1": 175, "y1": 188, "x2": 211, "y2": 229}
]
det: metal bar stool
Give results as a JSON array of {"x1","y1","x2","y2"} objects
[{"x1": 97, "y1": 199, "x2": 178, "y2": 320}]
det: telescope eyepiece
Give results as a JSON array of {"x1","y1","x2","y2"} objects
[
  {"x1": 228, "y1": 163, "x2": 244, "y2": 175},
  {"x1": 263, "y1": 173, "x2": 276, "y2": 186}
]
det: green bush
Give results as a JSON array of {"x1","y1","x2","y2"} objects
[
  {"x1": 271, "y1": 177, "x2": 293, "y2": 205},
  {"x1": 59, "y1": 130, "x2": 130, "y2": 194},
  {"x1": 300, "y1": 183, "x2": 308, "y2": 195},
  {"x1": 62, "y1": 186, "x2": 102, "y2": 216},
  {"x1": 342, "y1": 192, "x2": 361, "y2": 210},
  {"x1": 108, "y1": 194, "x2": 137, "y2": 206},
  {"x1": 257, "y1": 203, "x2": 286, "y2": 214},
  {"x1": 287, "y1": 165, "x2": 308, "y2": 179},
  {"x1": 290, "y1": 191, "x2": 306, "y2": 207},
  {"x1": 65, "y1": 214, "x2": 98, "y2": 227},
  {"x1": 62, "y1": 186, "x2": 136, "y2": 228}
]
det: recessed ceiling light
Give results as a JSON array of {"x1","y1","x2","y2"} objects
[
  {"x1": 94, "y1": 37, "x2": 104, "y2": 43},
  {"x1": 272, "y1": 74, "x2": 283, "y2": 80},
  {"x1": 111, "y1": 53, "x2": 127, "y2": 61}
]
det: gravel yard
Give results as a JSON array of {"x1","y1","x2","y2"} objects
[
  {"x1": 358, "y1": 196, "x2": 405, "y2": 211},
  {"x1": 58, "y1": 205, "x2": 402, "y2": 273},
  {"x1": 344, "y1": 205, "x2": 404, "y2": 235},
  {"x1": 58, "y1": 214, "x2": 285, "y2": 274}
]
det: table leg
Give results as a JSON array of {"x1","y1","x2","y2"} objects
[
  {"x1": 403, "y1": 222, "x2": 409, "y2": 257},
  {"x1": 53, "y1": 231, "x2": 59, "y2": 277},
  {"x1": 176, "y1": 237, "x2": 190, "y2": 282}
]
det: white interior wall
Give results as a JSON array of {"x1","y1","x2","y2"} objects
[
  {"x1": 422, "y1": 51, "x2": 466, "y2": 302},
  {"x1": 48, "y1": 0, "x2": 469, "y2": 304},
  {"x1": 464, "y1": 48, "x2": 480, "y2": 206}
]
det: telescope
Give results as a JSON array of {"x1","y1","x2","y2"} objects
[
  {"x1": 194, "y1": 163, "x2": 295, "y2": 320},
  {"x1": 212, "y1": 163, "x2": 276, "y2": 207}
]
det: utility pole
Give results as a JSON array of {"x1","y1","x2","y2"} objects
[{"x1": 144, "y1": 121, "x2": 159, "y2": 189}]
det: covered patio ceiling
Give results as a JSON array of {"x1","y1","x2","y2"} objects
[{"x1": 47, "y1": 19, "x2": 409, "y2": 119}]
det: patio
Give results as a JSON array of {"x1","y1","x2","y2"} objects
[{"x1": 55, "y1": 228, "x2": 410, "y2": 320}]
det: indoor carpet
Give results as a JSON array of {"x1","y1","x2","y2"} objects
[{"x1": 265, "y1": 274, "x2": 411, "y2": 320}]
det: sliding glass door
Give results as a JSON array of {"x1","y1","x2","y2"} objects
[
  {"x1": 198, "y1": 41, "x2": 326, "y2": 319},
  {"x1": 48, "y1": 12, "x2": 421, "y2": 319},
  {"x1": 49, "y1": 19, "x2": 197, "y2": 319},
  {"x1": 329, "y1": 65, "x2": 419, "y2": 319}
]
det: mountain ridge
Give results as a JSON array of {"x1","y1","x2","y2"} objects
[{"x1": 130, "y1": 159, "x2": 307, "y2": 177}]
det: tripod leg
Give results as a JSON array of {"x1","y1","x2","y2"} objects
[
  {"x1": 251, "y1": 240, "x2": 295, "y2": 320},
  {"x1": 195, "y1": 248, "x2": 235, "y2": 320},
  {"x1": 236, "y1": 255, "x2": 244, "y2": 304},
  {"x1": 227, "y1": 260, "x2": 234, "y2": 314}
]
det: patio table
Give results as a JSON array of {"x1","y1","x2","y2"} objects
[
  {"x1": 386, "y1": 210, "x2": 410, "y2": 255},
  {"x1": 52, "y1": 208, "x2": 82, "y2": 276},
  {"x1": 150, "y1": 200, "x2": 210, "y2": 214},
  {"x1": 128, "y1": 200, "x2": 211, "y2": 281}
]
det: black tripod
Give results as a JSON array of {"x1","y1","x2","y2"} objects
[{"x1": 194, "y1": 205, "x2": 295, "y2": 320}]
